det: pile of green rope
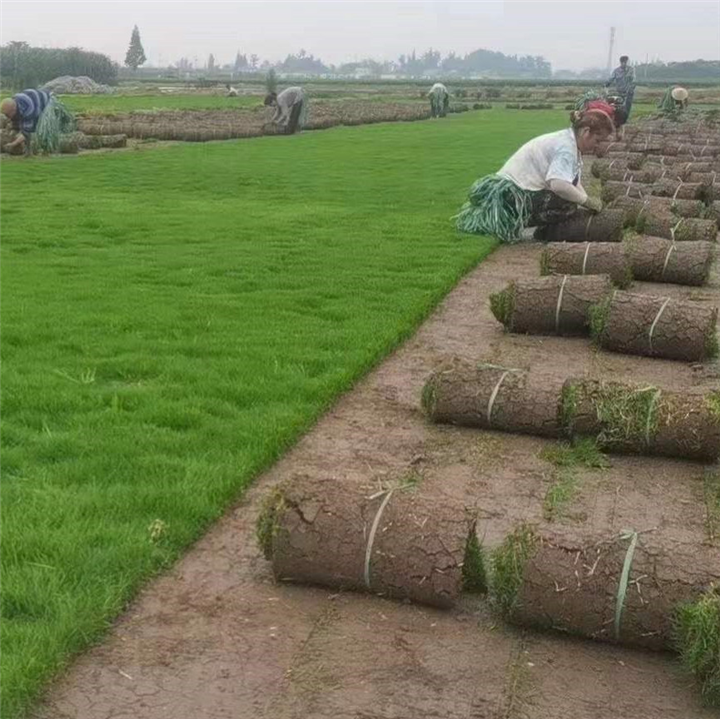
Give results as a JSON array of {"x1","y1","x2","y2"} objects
[
  {"x1": 658, "y1": 87, "x2": 680, "y2": 117},
  {"x1": 455, "y1": 175, "x2": 532, "y2": 243},
  {"x1": 34, "y1": 97, "x2": 76, "y2": 153}
]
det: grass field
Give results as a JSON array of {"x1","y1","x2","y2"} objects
[{"x1": 0, "y1": 109, "x2": 568, "y2": 718}]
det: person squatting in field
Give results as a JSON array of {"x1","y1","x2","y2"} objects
[
  {"x1": 1, "y1": 89, "x2": 52, "y2": 155},
  {"x1": 455, "y1": 109, "x2": 614, "y2": 243},
  {"x1": 1, "y1": 87, "x2": 74, "y2": 155},
  {"x1": 428, "y1": 83, "x2": 450, "y2": 118},
  {"x1": 264, "y1": 86, "x2": 308, "y2": 135}
]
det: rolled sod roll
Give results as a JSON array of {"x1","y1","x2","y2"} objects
[
  {"x1": 422, "y1": 360, "x2": 564, "y2": 437},
  {"x1": 601, "y1": 181, "x2": 652, "y2": 203},
  {"x1": 562, "y1": 378, "x2": 720, "y2": 461},
  {"x1": 490, "y1": 275, "x2": 613, "y2": 336},
  {"x1": 540, "y1": 242, "x2": 632, "y2": 288},
  {"x1": 687, "y1": 172, "x2": 719, "y2": 186},
  {"x1": 492, "y1": 525, "x2": 720, "y2": 652},
  {"x1": 591, "y1": 291, "x2": 719, "y2": 362},
  {"x1": 601, "y1": 151, "x2": 645, "y2": 170},
  {"x1": 689, "y1": 145, "x2": 720, "y2": 158},
  {"x1": 533, "y1": 209, "x2": 624, "y2": 243},
  {"x1": 591, "y1": 158, "x2": 630, "y2": 179},
  {"x1": 257, "y1": 478, "x2": 482, "y2": 608},
  {"x1": 603, "y1": 167, "x2": 664, "y2": 184},
  {"x1": 626, "y1": 236, "x2": 715, "y2": 286},
  {"x1": 650, "y1": 179, "x2": 706, "y2": 200},
  {"x1": 639, "y1": 213, "x2": 718, "y2": 242},
  {"x1": 611, "y1": 196, "x2": 707, "y2": 224},
  {"x1": 708, "y1": 201, "x2": 720, "y2": 225},
  {"x1": 57, "y1": 138, "x2": 79, "y2": 154},
  {"x1": 627, "y1": 139, "x2": 665, "y2": 153}
]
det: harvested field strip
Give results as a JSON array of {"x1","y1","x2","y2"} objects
[
  {"x1": 76, "y1": 101, "x2": 472, "y2": 142},
  {"x1": 7, "y1": 110, "x2": 582, "y2": 718}
]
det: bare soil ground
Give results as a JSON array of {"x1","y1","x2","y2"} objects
[{"x1": 35, "y1": 242, "x2": 719, "y2": 719}]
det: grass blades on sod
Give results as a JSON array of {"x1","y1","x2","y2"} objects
[{"x1": 0, "y1": 110, "x2": 566, "y2": 718}]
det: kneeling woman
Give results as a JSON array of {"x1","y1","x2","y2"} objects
[{"x1": 455, "y1": 110, "x2": 614, "y2": 242}]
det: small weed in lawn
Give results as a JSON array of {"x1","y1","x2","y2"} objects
[
  {"x1": 462, "y1": 531, "x2": 487, "y2": 594},
  {"x1": 540, "y1": 437, "x2": 610, "y2": 469}
]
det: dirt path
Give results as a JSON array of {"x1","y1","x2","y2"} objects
[{"x1": 36, "y1": 243, "x2": 719, "y2": 719}]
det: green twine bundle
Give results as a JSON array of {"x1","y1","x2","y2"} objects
[
  {"x1": 658, "y1": 87, "x2": 682, "y2": 118},
  {"x1": 34, "y1": 96, "x2": 76, "y2": 154},
  {"x1": 574, "y1": 89, "x2": 605, "y2": 111},
  {"x1": 455, "y1": 175, "x2": 532, "y2": 243}
]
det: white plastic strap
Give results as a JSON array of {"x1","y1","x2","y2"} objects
[
  {"x1": 585, "y1": 214, "x2": 594, "y2": 238},
  {"x1": 608, "y1": 159, "x2": 617, "y2": 170},
  {"x1": 614, "y1": 530, "x2": 639, "y2": 640},
  {"x1": 648, "y1": 298, "x2": 671, "y2": 351},
  {"x1": 672, "y1": 182, "x2": 683, "y2": 202},
  {"x1": 555, "y1": 275, "x2": 569, "y2": 334},
  {"x1": 670, "y1": 218, "x2": 683, "y2": 242},
  {"x1": 486, "y1": 371, "x2": 510, "y2": 426},
  {"x1": 661, "y1": 243, "x2": 676, "y2": 277},
  {"x1": 581, "y1": 243, "x2": 591, "y2": 275},
  {"x1": 645, "y1": 390, "x2": 662, "y2": 446},
  {"x1": 364, "y1": 489, "x2": 395, "y2": 588}
]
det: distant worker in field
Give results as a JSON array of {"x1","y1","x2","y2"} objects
[
  {"x1": 659, "y1": 86, "x2": 689, "y2": 114},
  {"x1": 605, "y1": 55, "x2": 636, "y2": 123},
  {"x1": 428, "y1": 82, "x2": 450, "y2": 118},
  {"x1": 1, "y1": 88, "x2": 74, "y2": 155},
  {"x1": 264, "y1": 86, "x2": 308, "y2": 135},
  {"x1": 455, "y1": 110, "x2": 614, "y2": 243},
  {"x1": 225, "y1": 84, "x2": 239, "y2": 97}
]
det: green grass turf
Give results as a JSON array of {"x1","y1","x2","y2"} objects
[{"x1": 0, "y1": 109, "x2": 566, "y2": 717}]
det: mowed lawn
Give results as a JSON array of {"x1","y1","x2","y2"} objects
[{"x1": 0, "y1": 109, "x2": 567, "y2": 718}]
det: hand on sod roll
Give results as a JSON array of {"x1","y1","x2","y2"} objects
[{"x1": 582, "y1": 196, "x2": 602, "y2": 213}]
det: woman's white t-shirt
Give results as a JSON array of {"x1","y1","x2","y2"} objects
[{"x1": 498, "y1": 129, "x2": 582, "y2": 192}]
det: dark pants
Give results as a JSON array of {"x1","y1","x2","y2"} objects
[
  {"x1": 286, "y1": 99, "x2": 304, "y2": 135},
  {"x1": 527, "y1": 190, "x2": 581, "y2": 228}
]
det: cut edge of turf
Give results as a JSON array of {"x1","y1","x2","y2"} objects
[
  {"x1": 704, "y1": 469, "x2": 720, "y2": 544},
  {"x1": 491, "y1": 523, "x2": 538, "y2": 616},
  {"x1": 256, "y1": 487, "x2": 286, "y2": 559},
  {"x1": 489, "y1": 284, "x2": 515, "y2": 327},
  {"x1": 674, "y1": 587, "x2": 720, "y2": 708}
]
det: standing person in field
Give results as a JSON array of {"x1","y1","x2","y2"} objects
[
  {"x1": 428, "y1": 82, "x2": 450, "y2": 118},
  {"x1": 1, "y1": 88, "x2": 74, "y2": 155},
  {"x1": 264, "y1": 86, "x2": 308, "y2": 135},
  {"x1": 455, "y1": 110, "x2": 614, "y2": 242},
  {"x1": 605, "y1": 55, "x2": 636, "y2": 123}
]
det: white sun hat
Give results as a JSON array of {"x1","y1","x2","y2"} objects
[{"x1": 671, "y1": 87, "x2": 689, "y2": 102}]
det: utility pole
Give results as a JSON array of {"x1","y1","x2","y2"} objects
[{"x1": 606, "y1": 26, "x2": 616, "y2": 74}]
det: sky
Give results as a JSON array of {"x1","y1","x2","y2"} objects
[{"x1": 2, "y1": 0, "x2": 719, "y2": 71}]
